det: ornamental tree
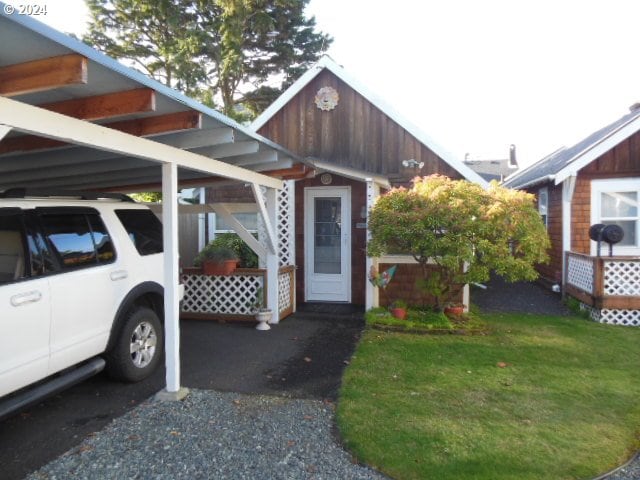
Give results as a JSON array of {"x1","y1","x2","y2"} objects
[{"x1": 367, "y1": 175, "x2": 550, "y2": 309}]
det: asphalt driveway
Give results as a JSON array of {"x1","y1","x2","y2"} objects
[{"x1": 0, "y1": 307, "x2": 364, "y2": 480}]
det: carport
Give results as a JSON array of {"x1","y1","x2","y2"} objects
[{"x1": 0, "y1": 11, "x2": 305, "y2": 397}]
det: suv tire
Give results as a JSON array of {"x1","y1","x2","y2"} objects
[{"x1": 105, "y1": 307, "x2": 163, "y2": 382}]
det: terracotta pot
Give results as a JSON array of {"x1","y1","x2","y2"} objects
[
  {"x1": 444, "y1": 305, "x2": 464, "y2": 316},
  {"x1": 390, "y1": 307, "x2": 407, "y2": 320},
  {"x1": 202, "y1": 259, "x2": 238, "y2": 275}
]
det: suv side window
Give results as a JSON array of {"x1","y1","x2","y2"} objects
[
  {"x1": 115, "y1": 210, "x2": 163, "y2": 255},
  {"x1": 40, "y1": 212, "x2": 115, "y2": 270},
  {"x1": 0, "y1": 211, "x2": 27, "y2": 284}
]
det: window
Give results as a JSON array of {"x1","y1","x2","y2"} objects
[
  {"x1": 591, "y1": 179, "x2": 640, "y2": 254},
  {"x1": 538, "y1": 187, "x2": 548, "y2": 228},
  {"x1": 206, "y1": 212, "x2": 258, "y2": 241},
  {"x1": 40, "y1": 212, "x2": 115, "y2": 269},
  {"x1": 0, "y1": 211, "x2": 26, "y2": 284},
  {"x1": 115, "y1": 209, "x2": 163, "y2": 256}
]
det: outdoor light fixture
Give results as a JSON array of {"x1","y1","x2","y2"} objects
[{"x1": 401, "y1": 158, "x2": 424, "y2": 169}]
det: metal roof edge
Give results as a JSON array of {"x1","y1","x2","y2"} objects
[{"x1": 1, "y1": 8, "x2": 301, "y2": 162}]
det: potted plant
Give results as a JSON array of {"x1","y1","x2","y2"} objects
[
  {"x1": 443, "y1": 302, "x2": 465, "y2": 317},
  {"x1": 389, "y1": 299, "x2": 408, "y2": 320},
  {"x1": 193, "y1": 244, "x2": 239, "y2": 275},
  {"x1": 250, "y1": 287, "x2": 272, "y2": 331}
]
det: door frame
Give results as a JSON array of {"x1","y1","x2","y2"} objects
[{"x1": 304, "y1": 186, "x2": 351, "y2": 302}]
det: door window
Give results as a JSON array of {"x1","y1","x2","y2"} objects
[{"x1": 314, "y1": 197, "x2": 342, "y2": 274}]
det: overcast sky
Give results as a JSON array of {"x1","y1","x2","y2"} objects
[{"x1": 7, "y1": 0, "x2": 640, "y2": 168}]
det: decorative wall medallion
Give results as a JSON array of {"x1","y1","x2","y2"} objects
[
  {"x1": 320, "y1": 173, "x2": 332, "y2": 185},
  {"x1": 315, "y1": 86, "x2": 339, "y2": 111}
]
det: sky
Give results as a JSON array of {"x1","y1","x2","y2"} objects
[{"x1": 6, "y1": 0, "x2": 640, "y2": 168}]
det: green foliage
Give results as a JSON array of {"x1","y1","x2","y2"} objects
[
  {"x1": 368, "y1": 175, "x2": 550, "y2": 309},
  {"x1": 128, "y1": 192, "x2": 162, "y2": 203},
  {"x1": 364, "y1": 307, "x2": 487, "y2": 333},
  {"x1": 205, "y1": 232, "x2": 258, "y2": 268},
  {"x1": 83, "y1": 0, "x2": 332, "y2": 119},
  {"x1": 193, "y1": 243, "x2": 237, "y2": 266}
]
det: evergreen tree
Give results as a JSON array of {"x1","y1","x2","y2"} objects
[{"x1": 84, "y1": 0, "x2": 332, "y2": 120}]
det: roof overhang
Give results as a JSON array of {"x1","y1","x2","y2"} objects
[{"x1": 311, "y1": 158, "x2": 391, "y2": 189}]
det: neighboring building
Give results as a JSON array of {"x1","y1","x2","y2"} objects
[
  {"x1": 503, "y1": 106, "x2": 640, "y2": 325},
  {"x1": 463, "y1": 144, "x2": 518, "y2": 182},
  {"x1": 251, "y1": 56, "x2": 488, "y2": 308}
]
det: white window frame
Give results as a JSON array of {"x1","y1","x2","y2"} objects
[
  {"x1": 590, "y1": 178, "x2": 640, "y2": 256},
  {"x1": 538, "y1": 187, "x2": 548, "y2": 228}
]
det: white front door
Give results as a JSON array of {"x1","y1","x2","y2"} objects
[{"x1": 304, "y1": 187, "x2": 351, "y2": 302}]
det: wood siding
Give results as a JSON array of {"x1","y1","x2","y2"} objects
[{"x1": 257, "y1": 69, "x2": 461, "y2": 184}]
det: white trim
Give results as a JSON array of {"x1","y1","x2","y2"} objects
[
  {"x1": 365, "y1": 180, "x2": 380, "y2": 309},
  {"x1": 251, "y1": 184, "x2": 278, "y2": 254},
  {"x1": 312, "y1": 159, "x2": 391, "y2": 189},
  {"x1": 0, "y1": 125, "x2": 11, "y2": 141},
  {"x1": 251, "y1": 56, "x2": 488, "y2": 187},
  {"x1": 162, "y1": 162, "x2": 181, "y2": 393},
  {"x1": 590, "y1": 178, "x2": 640, "y2": 256},
  {"x1": 555, "y1": 116, "x2": 640, "y2": 185},
  {"x1": 0, "y1": 97, "x2": 283, "y2": 190},
  {"x1": 304, "y1": 186, "x2": 352, "y2": 302},
  {"x1": 562, "y1": 175, "x2": 576, "y2": 286}
]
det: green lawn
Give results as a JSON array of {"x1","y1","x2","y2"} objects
[{"x1": 337, "y1": 314, "x2": 640, "y2": 480}]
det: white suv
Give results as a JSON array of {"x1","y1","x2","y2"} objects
[{"x1": 0, "y1": 190, "x2": 164, "y2": 417}]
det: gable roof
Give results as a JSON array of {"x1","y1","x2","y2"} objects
[
  {"x1": 504, "y1": 107, "x2": 640, "y2": 189},
  {"x1": 251, "y1": 56, "x2": 488, "y2": 187}
]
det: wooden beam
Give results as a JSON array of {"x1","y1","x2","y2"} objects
[
  {"x1": 262, "y1": 163, "x2": 310, "y2": 180},
  {"x1": 39, "y1": 88, "x2": 156, "y2": 121},
  {"x1": 0, "y1": 54, "x2": 87, "y2": 97},
  {"x1": 0, "y1": 96, "x2": 282, "y2": 189},
  {"x1": 0, "y1": 110, "x2": 202, "y2": 155}
]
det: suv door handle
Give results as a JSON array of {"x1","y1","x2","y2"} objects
[
  {"x1": 110, "y1": 270, "x2": 128, "y2": 281},
  {"x1": 11, "y1": 290, "x2": 42, "y2": 307}
]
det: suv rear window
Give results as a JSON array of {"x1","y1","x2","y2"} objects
[{"x1": 115, "y1": 210, "x2": 163, "y2": 256}]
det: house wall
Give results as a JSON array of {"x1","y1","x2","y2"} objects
[
  {"x1": 295, "y1": 174, "x2": 367, "y2": 306},
  {"x1": 256, "y1": 69, "x2": 462, "y2": 184}
]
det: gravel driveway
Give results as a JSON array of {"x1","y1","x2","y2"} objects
[{"x1": 26, "y1": 389, "x2": 387, "y2": 480}]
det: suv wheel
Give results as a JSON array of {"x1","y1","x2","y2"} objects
[{"x1": 106, "y1": 307, "x2": 163, "y2": 382}]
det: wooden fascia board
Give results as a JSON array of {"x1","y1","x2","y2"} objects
[
  {"x1": 554, "y1": 117, "x2": 640, "y2": 185},
  {"x1": 39, "y1": 88, "x2": 156, "y2": 121},
  {"x1": 0, "y1": 53, "x2": 88, "y2": 96},
  {"x1": 0, "y1": 97, "x2": 282, "y2": 189},
  {"x1": 0, "y1": 110, "x2": 203, "y2": 155}
]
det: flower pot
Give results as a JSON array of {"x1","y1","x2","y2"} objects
[
  {"x1": 202, "y1": 259, "x2": 238, "y2": 275},
  {"x1": 390, "y1": 307, "x2": 407, "y2": 320},
  {"x1": 444, "y1": 305, "x2": 464, "y2": 316},
  {"x1": 255, "y1": 310, "x2": 272, "y2": 330}
]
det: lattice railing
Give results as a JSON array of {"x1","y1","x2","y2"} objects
[
  {"x1": 604, "y1": 259, "x2": 640, "y2": 296},
  {"x1": 278, "y1": 180, "x2": 295, "y2": 267},
  {"x1": 278, "y1": 266, "x2": 295, "y2": 318},
  {"x1": 181, "y1": 269, "x2": 264, "y2": 316},
  {"x1": 566, "y1": 253, "x2": 595, "y2": 294}
]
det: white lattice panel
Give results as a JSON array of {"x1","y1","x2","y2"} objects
[
  {"x1": 181, "y1": 273, "x2": 263, "y2": 315},
  {"x1": 578, "y1": 302, "x2": 640, "y2": 327},
  {"x1": 604, "y1": 260, "x2": 640, "y2": 296},
  {"x1": 278, "y1": 180, "x2": 295, "y2": 267},
  {"x1": 278, "y1": 270, "x2": 292, "y2": 314},
  {"x1": 567, "y1": 255, "x2": 595, "y2": 293}
]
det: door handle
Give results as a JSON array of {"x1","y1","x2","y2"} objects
[
  {"x1": 11, "y1": 290, "x2": 42, "y2": 307},
  {"x1": 110, "y1": 270, "x2": 128, "y2": 281}
]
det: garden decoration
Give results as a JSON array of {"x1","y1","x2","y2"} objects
[
  {"x1": 368, "y1": 264, "x2": 397, "y2": 307},
  {"x1": 250, "y1": 287, "x2": 272, "y2": 331}
]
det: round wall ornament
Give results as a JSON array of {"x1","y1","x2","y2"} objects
[
  {"x1": 315, "y1": 86, "x2": 339, "y2": 111},
  {"x1": 320, "y1": 173, "x2": 332, "y2": 185}
]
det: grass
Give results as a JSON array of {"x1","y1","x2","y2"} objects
[
  {"x1": 337, "y1": 313, "x2": 640, "y2": 480},
  {"x1": 365, "y1": 307, "x2": 487, "y2": 334}
]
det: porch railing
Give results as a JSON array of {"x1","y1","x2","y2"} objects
[
  {"x1": 181, "y1": 266, "x2": 295, "y2": 322},
  {"x1": 565, "y1": 251, "x2": 640, "y2": 325}
]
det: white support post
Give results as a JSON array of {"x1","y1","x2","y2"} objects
[
  {"x1": 159, "y1": 162, "x2": 187, "y2": 400},
  {"x1": 562, "y1": 175, "x2": 577, "y2": 293},
  {"x1": 265, "y1": 187, "x2": 280, "y2": 323},
  {"x1": 365, "y1": 179, "x2": 380, "y2": 310}
]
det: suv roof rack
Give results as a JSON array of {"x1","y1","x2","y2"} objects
[{"x1": 0, "y1": 188, "x2": 135, "y2": 202}]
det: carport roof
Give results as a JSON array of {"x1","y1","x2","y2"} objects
[{"x1": 0, "y1": 8, "x2": 305, "y2": 192}]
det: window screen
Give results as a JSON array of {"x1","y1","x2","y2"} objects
[{"x1": 115, "y1": 209, "x2": 163, "y2": 255}]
